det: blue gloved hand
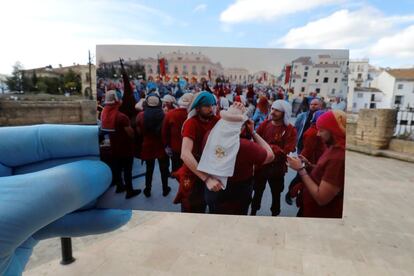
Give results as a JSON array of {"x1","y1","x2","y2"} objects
[{"x1": 0, "y1": 125, "x2": 132, "y2": 276}]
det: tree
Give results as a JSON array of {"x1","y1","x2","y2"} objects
[
  {"x1": 31, "y1": 70, "x2": 38, "y2": 91},
  {"x1": 6, "y1": 62, "x2": 23, "y2": 91},
  {"x1": 63, "y1": 69, "x2": 81, "y2": 94}
]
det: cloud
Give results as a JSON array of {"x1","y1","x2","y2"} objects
[
  {"x1": 370, "y1": 25, "x2": 414, "y2": 59},
  {"x1": 272, "y1": 6, "x2": 414, "y2": 67},
  {"x1": 275, "y1": 7, "x2": 414, "y2": 50},
  {"x1": 194, "y1": 3, "x2": 207, "y2": 12},
  {"x1": 220, "y1": 0, "x2": 340, "y2": 24},
  {"x1": 0, "y1": 0, "x2": 184, "y2": 74}
]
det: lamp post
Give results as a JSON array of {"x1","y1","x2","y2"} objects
[{"x1": 88, "y1": 50, "x2": 93, "y2": 100}]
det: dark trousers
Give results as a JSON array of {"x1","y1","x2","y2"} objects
[
  {"x1": 252, "y1": 172, "x2": 285, "y2": 216},
  {"x1": 171, "y1": 151, "x2": 183, "y2": 173},
  {"x1": 112, "y1": 156, "x2": 134, "y2": 192},
  {"x1": 145, "y1": 157, "x2": 170, "y2": 191},
  {"x1": 205, "y1": 178, "x2": 253, "y2": 215},
  {"x1": 181, "y1": 179, "x2": 207, "y2": 213}
]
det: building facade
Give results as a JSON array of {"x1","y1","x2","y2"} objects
[
  {"x1": 283, "y1": 55, "x2": 348, "y2": 100},
  {"x1": 371, "y1": 69, "x2": 414, "y2": 109},
  {"x1": 351, "y1": 87, "x2": 384, "y2": 113},
  {"x1": 138, "y1": 51, "x2": 224, "y2": 83}
]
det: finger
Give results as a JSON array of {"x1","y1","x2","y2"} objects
[
  {"x1": 0, "y1": 160, "x2": 111, "y2": 258},
  {"x1": 33, "y1": 209, "x2": 132, "y2": 240}
]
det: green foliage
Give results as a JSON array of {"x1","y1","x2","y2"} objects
[{"x1": 6, "y1": 62, "x2": 23, "y2": 91}]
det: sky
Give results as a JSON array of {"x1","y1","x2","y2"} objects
[{"x1": 0, "y1": 0, "x2": 413, "y2": 75}]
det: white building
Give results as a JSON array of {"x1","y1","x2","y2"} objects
[
  {"x1": 284, "y1": 55, "x2": 348, "y2": 100},
  {"x1": 351, "y1": 87, "x2": 384, "y2": 113},
  {"x1": 347, "y1": 59, "x2": 370, "y2": 111},
  {"x1": 371, "y1": 69, "x2": 414, "y2": 109},
  {"x1": 223, "y1": 68, "x2": 249, "y2": 84}
]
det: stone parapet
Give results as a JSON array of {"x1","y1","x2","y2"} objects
[{"x1": 0, "y1": 100, "x2": 97, "y2": 126}]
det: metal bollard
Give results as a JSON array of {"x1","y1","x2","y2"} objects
[{"x1": 60, "y1": 237, "x2": 76, "y2": 265}]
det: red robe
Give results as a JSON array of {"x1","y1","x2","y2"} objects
[
  {"x1": 255, "y1": 120, "x2": 297, "y2": 176},
  {"x1": 172, "y1": 115, "x2": 219, "y2": 211},
  {"x1": 136, "y1": 112, "x2": 166, "y2": 160},
  {"x1": 289, "y1": 124, "x2": 326, "y2": 206},
  {"x1": 302, "y1": 145, "x2": 345, "y2": 218},
  {"x1": 162, "y1": 108, "x2": 188, "y2": 154}
]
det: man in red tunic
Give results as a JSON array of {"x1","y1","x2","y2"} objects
[
  {"x1": 103, "y1": 91, "x2": 141, "y2": 199},
  {"x1": 251, "y1": 100, "x2": 297, "y2": 216},
  {"x1": 288, "y1": 110, "x2": 327, "y2": 215},
  {"x1": 287, "y1": 110, "x2": 346, "y2": 218},
  {"x1": 136, "y1": 93, "x2": 171, "y2": 197},
  {"x1": 162, "y1": 93, "x2": 194, "y2": 174},
  {"x1": 200, "y1": 103, "x2": 275, "y2": 215},
  {"x1": 173, "y1": 91, "x2": 222, "y2": 213}
]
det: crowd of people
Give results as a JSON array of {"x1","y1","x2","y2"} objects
[{"x1": 98, "y1": 77, "x2": 346, "y2": 218}]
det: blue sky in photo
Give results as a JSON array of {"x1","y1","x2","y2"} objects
[{"x1": 0, "y1": 0, "x2": 413, "y2": 74}]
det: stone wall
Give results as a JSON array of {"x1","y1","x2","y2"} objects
[
  {"x1": 389, "y1": 139, "x2": 414, "y2": 155},
  {"x1": 0, "y1": 100, "x2": 97, "y2": 126},
  {"x1": 353, "y1": 109, "x2": 397, "y2": 150}
]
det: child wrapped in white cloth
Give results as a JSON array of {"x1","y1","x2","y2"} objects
[{"x1": 197, "y1": 103, "x2": 249, "y2": 189}]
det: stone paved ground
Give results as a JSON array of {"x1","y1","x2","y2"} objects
[{"x1": 25, "y1": 151, "x2": 414, "y2": 275}]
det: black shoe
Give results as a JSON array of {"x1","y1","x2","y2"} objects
[
  {"x1": 125, "y1": 189, "x2": 141, "y2": 199},
  {"x1": 271, "y1": 210, "x2": 280, "y2": 217},
  {"x1": 162, "y1": 186, "x2": 171, "y2": 197},
  {"x1": 285, "y1": 193, "x2": 293, "y2": 206},
  {"x1": 250, "y1": 209, "x2": 257, "y2": 216},
  {"x1": 143, "y1": 187, "x2": 151, "y2": 197},
  {"x1": 115, "y1": 185, "x2": 126, "y2": 193}
]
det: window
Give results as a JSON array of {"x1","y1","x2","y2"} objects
[
  {"x1": 192, "y1": 65, "x2": 197, "y2": 75},
  {"x1": 370, "y1": 103, "x2": 376, "y2": 109},
  {"x1": 398, "y1": 84, "x2": 404, "y2": 90},
  {"x1": 323, "y1": 77, "x2": 329, "y2": 83},
  {"x1": 364, "y1": 103, "x2": 368, "y2": 108},
  {"x1": 201, "y1": 66, "x2": 206, "y2": 75},
  {"x1": 325, "y1": 69, "x2": 328, "y2": 73},
  {"x1": 331, "y1": 89, "x2": 335, "y2": 95},
  {"x1": 335, "y1": 70, "x2": 338, "y2": 73},
  {"x1": 371, "y1": 94, "x2": 375, "y2": 101},
  {"x1": 174, "y1": 66, "x2": 179, "y2": 74},
  {"x1": 301, "y1": 87, "x2": 305, "y2": 92},
  {"x1": 305, "y1": 66, "x2": 309, "y2": 71},
  {"x1": 357, "y1": 93, "x2": 363, "y2": 98},
  {"x1": 293, "y1": 79, "x2": 296, "y2": 83},
  {"x1": 304, "y1": 72, "x2": 308, "y2": 77},
  {"x1": 394, "y1": 95, "x2": 403, "y2": 105},
  {"x1": 302, "y1": 79, "x2": 307, "y2": 83},
  {"x1": 316, "y1": 88, "x2": 320, "y2": 94},
  {"x1": 334, "y1": 77, "x2": 338, "y2": 83},
  {"x1": 353, "y1": 102, "x2": 357, "y2": 108},
  {"x1": 358, "y1": 73, "x2": 362, "y2": 79},
  {"x1": 316, "y1": 70, "x2": 320, "y2": 76},
  {"x1": 315, "y1": 79, "x2": 319, "y2": 83}
]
